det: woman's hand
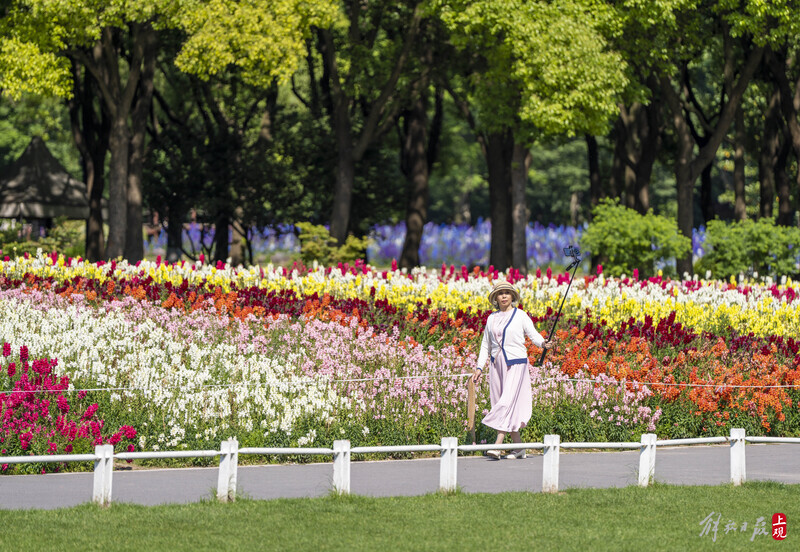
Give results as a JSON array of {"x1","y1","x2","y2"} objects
[
  {"x1": 543, "y1": 339, "x2": 554, "y2": 350},
  {"x1": 471, "y1": 369, "x2": 483, "y2": 384}
]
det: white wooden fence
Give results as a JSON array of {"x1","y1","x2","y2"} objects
[{"x1": 2, "y1": 427, "x2": 799, "y2": 506}]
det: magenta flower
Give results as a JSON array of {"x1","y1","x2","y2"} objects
[
  {"x1": 120, "y1": 425, "x2": 137, "y2": 439},
  {"x1": 56, "y1": 395, "x2": 69, "y2": 414},
  {"x1": 81, "y1": 403, "x2": 99, "y2": 420}
]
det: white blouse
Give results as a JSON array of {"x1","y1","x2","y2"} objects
[{"x1": 476, "y1": 307, "x2": 545, "y2": 369}]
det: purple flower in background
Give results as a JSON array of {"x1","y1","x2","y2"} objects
[{"x1": 144, "y1": 221, "x2": 708, "y2": 268}]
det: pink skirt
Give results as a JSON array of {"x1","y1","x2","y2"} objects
[{"x1": 481, "y1": 354, "x2": 532, "y2": 433}]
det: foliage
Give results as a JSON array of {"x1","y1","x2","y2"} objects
[
  {"x1": 175, "y1": 0, "x2": 338, "y2": 87},
  {"x1": 581, "y1": 199, "x2": 691, "y2": 278},
  {"x1": 0, "y1": 218, "x2": 84, "y2": 260},
  {"x1": 0, "y1": 37, "x2": 71, "y2": 100},
  {"x1": 696, "y1": 218, "x2": 800, "y2": 280},
  {"x1": 438, "y1": 0, "x2": 628, "y2": 138},
  {"x1": 0, "y1": 99, "x2": 80, "y2": 176},
  {"x1": 297, "y1": 222, "x2": 368, "y2": 266}
]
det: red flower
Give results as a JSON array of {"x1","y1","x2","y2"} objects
[
  {"x1": 2, "y1": 342, "x2": 10, "y2": 357},
  {"x1": 19, "y1": 345, "x2": 28, "y2": 361}
]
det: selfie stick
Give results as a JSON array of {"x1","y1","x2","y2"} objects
[{"x1": 539, "y1": 245, "x2": 582, "y2": 365}]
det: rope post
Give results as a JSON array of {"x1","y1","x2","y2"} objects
[
  {"x1": 467, "y1": 378, "x2": 476, "y2": 445},
  {"x1": 542, "y1": 434, "x2": 560, "y2": 493},
  {"x1": 333, "y1": 440, "x2": 351, "y2": 495},
  {"x1": 92, "y1": 444, "x2": 114, "y2": 506},
  {"x1": 439, "y1": 437, "x2": 458, "y2": 492},
  {"x1": 217, "y1": 437, "x2": 239, "y2": 502},
  {"x1": 730, "y1": 428, "x2": 746, "y2": 486},
  {"x1": 638, "y1": 433, "x2": 657, "y2": 487}
]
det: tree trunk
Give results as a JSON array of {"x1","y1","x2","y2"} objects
[
  {"x1": 700, "y1": 164, "x2": 714, "y2": 224},
  {"x1": 124, "y1": 26, "x2": 157, "y2": 262},
  {"x1": 611, "y1": 100, "x2": 659, "y2": 214},
  {"x1": 214, "y1": 212, "x2": 229, "y2": 264},
  {"x1": 329, "y1": 97, "x2": 355, "y2": 243},
  {"x1": 776, "y1": 138, "x2": 793, "y2": 226},
  {"x1": 759, "y1": 88, "x2": 780, "y2": 220},
  {"x1": 661, "y1": 45, "x2": 764, "y2": 276},
  {"x1": 68, "y1": 60, "x2": 108, "y2": 262},
  {"x1": 510, "y1": 142, "x2": 529, "y2": 273},
  {"x1": 487, "y1": 131, "x2": 513, "y2": 271},
  {"x1": 733, "y1": 105, "x2": 747, "y2": 220},
  {"x1": 166, "y1": 208, "x2": 183, "y2": 263},
  {"x1": 230, "y1": 210, "x2": 246, "y2": 266},
  {"x1": 105, "y1": 115, "x2": 129, "y2": 259},
  {"x1": 662, "y1": 76, "x2": 695, "y2": 276},
  {"x1": 399, "y1": 97, "x2": 429, "y2": 269},
  {"x1": 79, "y1": 26, "x2": 146, "y2": 260},
  {"x1": 586, "y1": 134, "x2": 601, "y2": 216},
  {"x1": 318, "y1": 13, "x2": 420, "y2": 245},
  {"x1": 634, "y1": 98, "x2": 661, "y2": 213},
  {"x1": 609, "y1": 114, "x2": 627, "y2": 201}
]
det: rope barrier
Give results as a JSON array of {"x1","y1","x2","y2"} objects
[{"x1": 3, "y1": 371, "x2": 799, "y2": 395}]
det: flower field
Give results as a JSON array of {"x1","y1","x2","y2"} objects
[{"x1": 1, "y1": 252, "x2": 799, "y2": 473}]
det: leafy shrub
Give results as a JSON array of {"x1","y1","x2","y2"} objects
[
  {"x1": 695, "y1": 218, "x2": 800, "y2": 280},
  {"x1": 581, "y1": 199, "x2": 690, "y2": 278},
  {"x1": 296, "y1": 222, "x2": 368, "y2": 265},
  {"x1": 0, "y1": 217, "x2": 84, "y2": 259}
]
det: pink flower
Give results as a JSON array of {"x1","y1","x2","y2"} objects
[
  {"x1": 19, "y1": 345, "x2": 28, "y2": 361},
  {"x1": 2, "y1": 342, "x2": 10, "y2": 357},
  {"x1": 7, "y1": 362, "x2": 14, "y2": 378},
  {"x1": 64, "y1": 444, "x2": 73, "y2": 453}
]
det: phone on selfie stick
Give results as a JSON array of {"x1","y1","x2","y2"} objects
[{"x1": 539, "y1": 245, "x2": 582, "y2": 365}]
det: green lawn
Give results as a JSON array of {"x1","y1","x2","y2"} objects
[{"x1": 0, "y1": 482, "x2": 794, "y2": 551}]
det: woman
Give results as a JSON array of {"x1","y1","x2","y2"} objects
[{"x1": 472, "y1": 280, "x2": 552, "y2": 459}]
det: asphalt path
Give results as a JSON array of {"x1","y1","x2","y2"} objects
[{"x1": 1, "y1": 443, "x2": 798, "y2": 510}]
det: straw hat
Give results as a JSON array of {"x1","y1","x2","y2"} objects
[{"x1": 488, "y1": 280, "x2": 519, "y2": 305}]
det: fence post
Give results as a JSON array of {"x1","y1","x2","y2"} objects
[
  {"x1": 333, "y1": 439, "x2": 351, "y2": 495},
  {"x1": 92, "y1": 444, "x2": 114, "y2": 506},
  {"x1": 542, "y1": 434, "x2": 560, "y2": 493},
  {"x1": 638, "y1": 433, "x2": 657, "y2": 487},
  {"x1": 217, "y1": 437, "x2": 239, "y2": 502},
  {"x1": 439, "y1": 437, "x2": 458, "y2": 492},
  {"x1": 730, "y1": 428, "x2": 746, "y2": 486}
]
